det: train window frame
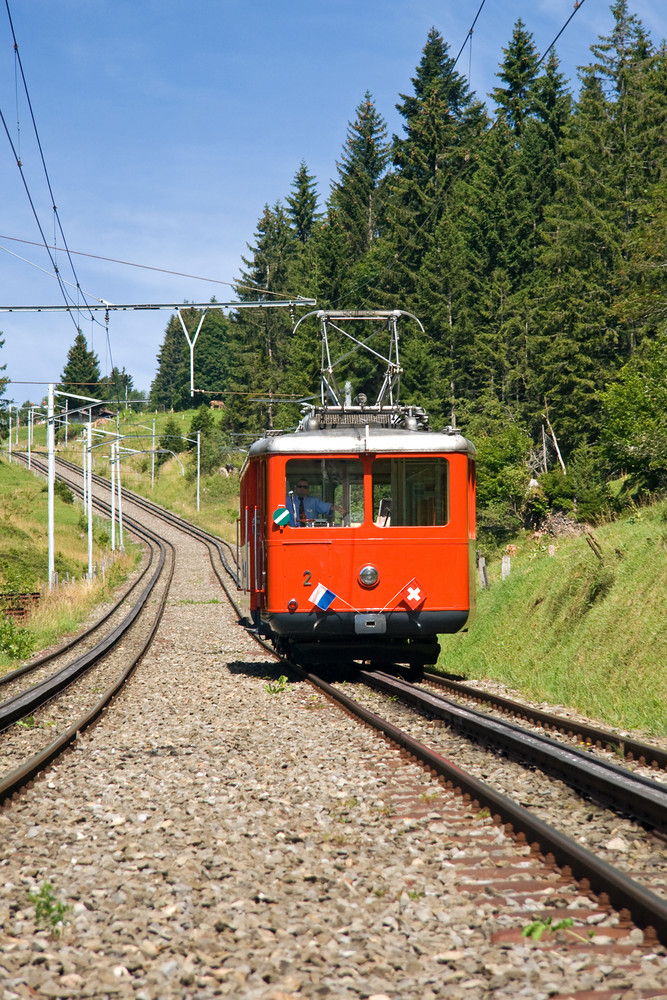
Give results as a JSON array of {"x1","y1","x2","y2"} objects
[
  {"x1": 285, "y1": 458, "x2": 364, "y2": 527},
  {"x1": 371, "y1": 457, "x2": 450, "y2": 527}
]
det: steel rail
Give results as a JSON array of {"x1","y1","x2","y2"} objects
[
  {"x1": 0, "y1": 542, "x2": 156, "y2": 689},
  {"x1": 52, "y1": 454, "x2": 240, "y2": 588},
  {"x1": 424, "y1": 670, "x2": 667, "y2": 770},
  {"x1": 3, "y1": 451, "x2": 158, "y2": 687},
  {"x1": 295, "y1": 667, "x2": 667, "y2": 945},
  {"x1": 361, "y1": 670, "x2": 667, "y2": 835},
  {"x1": 0, "y1": 540, "x2": 174, "y2": 805},
  {"x1": 1, "y1": 454, "x2": 172, "y2": 729},
  {"x1": 0, "y1": 532, "x2": 167, "y2": 732},
  {"x1": 17, "y1": 451, "x2": 667, "y2": 946}
]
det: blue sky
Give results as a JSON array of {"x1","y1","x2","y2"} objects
[{"x1": 0, "y1": 0, "x2": 664, "y2": 399}]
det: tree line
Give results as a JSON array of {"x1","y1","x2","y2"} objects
[
  {"x1": 150, "y1": 2, "x2": 667, "y2": 536},
  {"x1": 2, "y1": 2, "x2": 665, "y2": 540}
]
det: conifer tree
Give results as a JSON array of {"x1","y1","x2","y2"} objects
[
  {"x1": 99, "y1": 366, "x2": 133, "y2": 405},
  {"x1": 150, "y1": 315, "x2": 188, "y2": 411},
  {"x1": 525, "y1": 2, "x2": 663, "y2": 449},
  {"x1": 224, "y1": 204, "x2": 303, "y2": 432},
  {"x1": 58, "y1": 331, "x2": 101, "y2": 394},
  {"x1": 286, "y1": 161, "x2": 320, "y2": 243},
  {"x1": 313, "y1": 92, "x2": 390, "y2": 308},
  {"x1": 330, "y1": 92, "x2": 389, "y2": 258},
  {"x1": 387, "y1": 27, "x2": 486, "y2": 293},
  {"x1": 490, "y1": 19, "x2": 541, "y2": 135}
]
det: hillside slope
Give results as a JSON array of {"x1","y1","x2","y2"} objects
[{"x1": 438, "y1": 503, "x2": 667, "y2": 736}]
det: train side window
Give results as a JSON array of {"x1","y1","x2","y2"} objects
[
  {"x1": 372, "y1": 458, "x2": 449, "y2": 526},
  {"x1": 285, "y1": 458, "x2": 363, "y2": 527}
]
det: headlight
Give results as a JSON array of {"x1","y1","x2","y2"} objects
[{"x1": 358, "y1": 564, "x2": 379, "y2": 587}]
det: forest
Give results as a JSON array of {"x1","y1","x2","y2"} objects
[{"x1": 5, "y1": 1, "x2": 666, "y2": 544}]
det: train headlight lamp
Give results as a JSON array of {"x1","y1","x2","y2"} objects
[
  {"x1": 358, "y1": 564, "x2": 379, "y2": 588},
  {"x1": 287, "y1": 598, "x2": 298, "y2": 612}
]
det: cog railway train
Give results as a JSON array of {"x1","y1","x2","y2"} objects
[{"x1": 238, "y1": 310, "x2": 476, "y2": 677}]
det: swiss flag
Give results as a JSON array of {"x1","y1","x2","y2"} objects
[{"x1": 401, "y1": 578, "x2": 426, "y2": 610}]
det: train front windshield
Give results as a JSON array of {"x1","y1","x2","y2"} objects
[
  {"x1": 285, "y1": 456, "x2": 450, "y2": 528},
  {"x1": 285, "y1": 459, "x2": 364, "y2": 526},
  {"x1": 372, "y1": 458, "x2": 449, "y2": 526}
]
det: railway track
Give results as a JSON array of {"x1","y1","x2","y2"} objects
[
  {"x1": 0, "y1": 453, "x2": 175, "y2": 803},
  {"x1": 424, "y1": 670, "x2": 667, "y2": 772},
  {"x1": 360, "y1": 669, "x2": 667, "y2": 834},
  {"x1": 2, "y1": 451, "x2": 666, "y2": 993}
]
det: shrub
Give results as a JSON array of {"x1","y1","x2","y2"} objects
[{"x1": 0, "y1": 615, "x2": 35, "y2": 659}]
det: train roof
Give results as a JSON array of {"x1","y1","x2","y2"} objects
[{"x1": 246, "y1": 423, "x2": 476, "y2": 458}]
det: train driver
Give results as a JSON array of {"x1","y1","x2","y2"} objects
[{"x1": 287, "y1": 479, "x2": 346, "y2": 526}]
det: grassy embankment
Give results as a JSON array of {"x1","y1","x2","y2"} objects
[
  {"x1": 0, "y1": 456, "x2": 138, "y2": 669},
  {"x1": 54, "y1": 408, "x2": 242, "y2": 544},
  {"x1": 5, "y1": 411, "x2": 666, "y2": 734},
  {"x1": 438, "y1": 503, "x2": 667, "y2": 736},
  {"x1": 0, "y1": 408, "x2": 240, "y2": 669}
]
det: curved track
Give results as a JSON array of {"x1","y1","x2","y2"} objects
[{"x1": 5, "y1": 450, "x2": 667, "y2": 955}]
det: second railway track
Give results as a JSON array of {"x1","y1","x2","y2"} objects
[{"x1": 1, "y1": 452, "x2": 666, "y2": 997}]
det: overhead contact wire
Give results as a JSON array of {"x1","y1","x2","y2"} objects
[
  {"x1": 337, "y1": 0, "x2": 588, "y2": 308},
  {"x1": 4, "y1": 0, "x2": 104, "y2": 329},
  {"x1": 0, "y1": 233, "x2": 311, "y2": 303}
]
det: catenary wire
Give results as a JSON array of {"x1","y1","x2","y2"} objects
[
  {"x1": 0, "y1": 233, "x2": 312, "y2": 303},
  {"x1": 0, "y1": 242, "x2": 111, "y2": 304},
  {"x1": 335, "y1": 0, "x2": 588, "y2": 310},
  {"x1": 4, "y1": 0, "x2": 103, "y2": 330},
  {"x1": 453, "y1": 0, "x2": 487, "y2": 68}
]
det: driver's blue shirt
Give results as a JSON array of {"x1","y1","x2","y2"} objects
[{"x1": 287, "y1": 494, "x2": 332, "y2": 526}]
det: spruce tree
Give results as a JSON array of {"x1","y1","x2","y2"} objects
[
  {"x1": 330, "y1": 92, "x2": 389, "y2": 257},
  {"x1": 150, "y1": 315, "x2": 189, "y2": 411},
  {"x1": 58, "y1": 331, "x2": 101, "y2": 394},
  {"x1": 286, "y1": 161, "x2": 320, "y2": 243},
  {"x1": 387, "y1": 27, "x2": 486, "y2": 293},
  {"x1": 224, "y1": 204, "x2": 303, "y2": 432},
  {"x1": 313, "y1": 93, "x2": 390, "y2": 308},
  {"x1": 490, "y1": 19, "x2": 541, "y2": 135},
  {"x1": 525, "y1": 2, "x2": 663, "y2": 450}
]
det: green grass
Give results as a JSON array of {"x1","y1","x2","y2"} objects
[
  {"x1": 52, "y1": 408, "x2": 243, "y2": 544},
  {"x1": 0, "y1": 457, "x2": 106, "y2": 590},
  {"x1": 11, "y1": 413, "x2": 667, "y2": 734},
  {"x1": 437, "y1": 503, "x2": 667, "y2": 735},
  {"x1": 0, "y1": 455, "x2": 140, "y2": 669}
]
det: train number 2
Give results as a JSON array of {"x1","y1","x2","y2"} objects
[{"x1": 303, "y1": 570, "x2": 312, "y2": 587}]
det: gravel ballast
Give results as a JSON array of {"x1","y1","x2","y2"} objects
[{"x1": 0, "y1": 521, "x2": 666, "y2": 1000}]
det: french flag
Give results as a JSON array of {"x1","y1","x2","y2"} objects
[
  {"x1": 308, "y1": 583, "x2": 336, "y2": 611},
  {"x1": 402, "y1": 578, "x2": 426, "y2": 610}
]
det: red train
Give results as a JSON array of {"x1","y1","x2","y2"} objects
[{"x1": 238, "y1": 310, "x2": 476, "y2": 676}]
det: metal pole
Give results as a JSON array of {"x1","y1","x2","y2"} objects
[
  {"x1": 65, "y1": 399, "x2": 68, "y2": 446},
  {"x1": 28, "y1": 408, "x2": 32, "y2": 469},
  {"x1": 110, "y1": 441, "x2": 116, "y2": 552},
  {"x1": 151, "y1": 417, "x2": 155, "y2": 490},
  {"x1": 82, "y1": 430, "x2": 87, "y2": 516},
  {"x1": 87, "y1": 420, "x2": 93, "y2": 579},
  {"x1": 197, "y1": 430, "x2": 201, "y2": 512},
  {"x1": 47, "y1": 384, "x2": 55, "y2": 589},
  {"x1": 7, "y1": 405, "x2": 11, "y2": 462},
  {"x1": 116, "y1": 442, "x2": 124, "y2": 551}
]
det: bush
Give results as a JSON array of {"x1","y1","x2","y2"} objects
[
  {"x1": 41, "y1": 480, "x2": 75, "y2": 504},
  {"x1": 0, "y1": 615, "x2": 35, "y2": 659}
]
